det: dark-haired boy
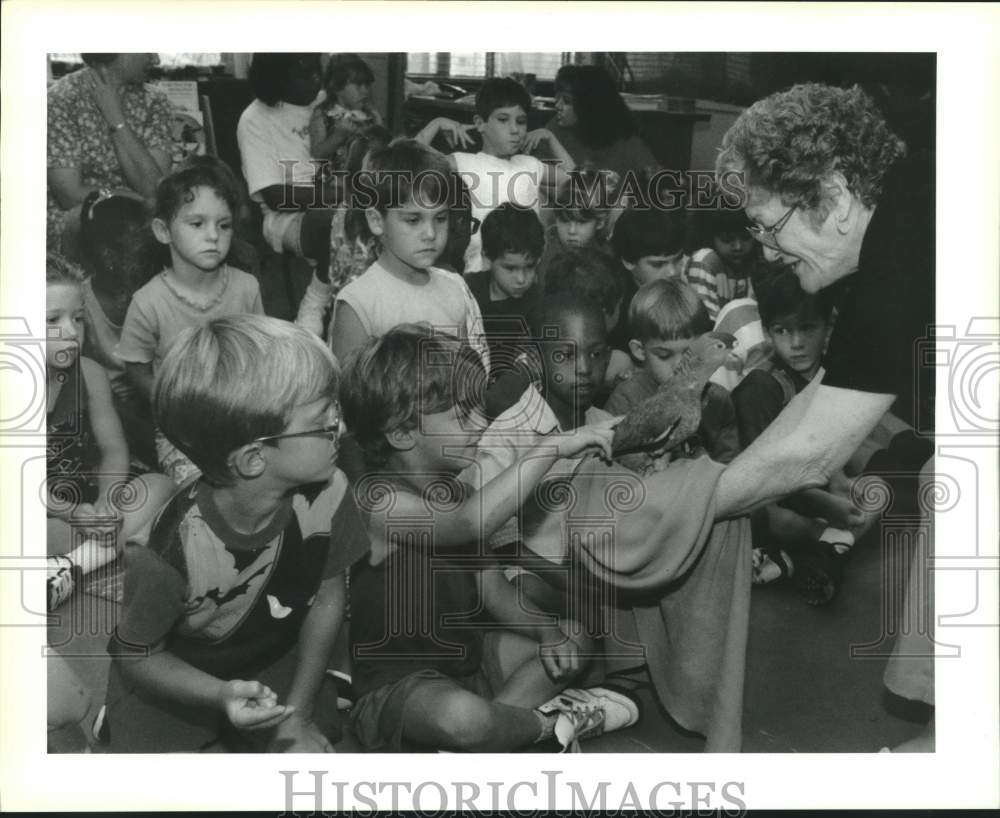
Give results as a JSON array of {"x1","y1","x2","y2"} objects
[
  {"x1": 341, "y1": 324, "x2": 637, "y2": 752},
  {"x1": 329, "y1": 139, "x2": 489, "y2": 369},
  {"x1": 416, "y1": 77, "x2": 574, "y2": 272},
  {"x1": 732, "y1": 268, "x2": 870, "y2": 602},
  {"x1": 465, "y1": 203, "x2": 545, "y2": 374}
]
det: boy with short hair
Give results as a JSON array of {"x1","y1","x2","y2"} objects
[
  {"x1": 464, "y1": 202, "x2": 545, "y2": 373},
  {"x1": 102, "y1": 315, "x2": 368, "y2": 752},
  {"x1": 416, "y1": 77, "x2": 575, "y2": 273},
  {"x1": 330, "y1": 139, "x2": 488, "y2": 368},
  {"x1": 341, "y1": 324, "x2": 638, "y2": 752},
  {"x1": 611, "y1": 205, "x2": 689, "y2": 288},
  {"x1": 732, "y1": 268, "x2": 867, "y2": 602},
  {"x1": 606, "y1": 278, "x2": 741, "y2": 471}
]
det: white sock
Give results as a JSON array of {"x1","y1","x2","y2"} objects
[{"x1": 820, "y1": 527, "x2": 855, "y2": 555}]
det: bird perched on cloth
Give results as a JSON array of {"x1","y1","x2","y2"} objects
[{"x1": 612, "y1": 332, "x2": 735, "y2": 456}]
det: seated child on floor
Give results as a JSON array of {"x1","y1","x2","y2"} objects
[
  {"x1": 611, "y1": 204, "x2": 690, "y2": 289},
  {"x1": 102, "y1": 314, "x2": 367, "y2": 753},
  {"x1": 77, "y1": 189, "x2": 158, "y2": 468},
  {"x1": 469, "y1": 294, "x2": 621, "y2": 618},
  {"x1": 535, "y1": 168, "x2": 616, "y2": 287},
  {"x1": 341, "y1": 324, "x2": 637, "y2": 752},
  {"x1": 686, "y1": 205, "x2": 763, "y2": 322},
  {"x1": 329, "y1": 139, "x2": 488, "y2": 369},
  {"x1": 731, "y1": 267, "x2": 870, "y2": 603},
  {"x1": 464, "y1": 202, "x2": 545, "y2": 375},
  {"x1": 605, "y1": 278, "x2": 740, "y2": 472},
  {"x1": 543, "y1": 248, "x2": 633, "y2": 392},
  {"x1": 44, "y1": 253, "x2": 174, "y2": 611},
  {"x1": 117, "y1": 161, "x2": 264, "y2": 484},
  {"x1": 416, "y1": 76, "x2": 574, "y2": 273}
]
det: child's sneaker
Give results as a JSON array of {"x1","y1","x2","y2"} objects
[
  {"x1": 47, "y1": 555, "x2": 80, "y2": 611},
  {"x1": 538, "y1": 686, "x2": 640, "y2": 752},
  {"x1": 325, "y1": 669, "x2": 356, "y2": 711},
  {"x1": 751, "y1": 547, "x2": 793, "y2": 585}
]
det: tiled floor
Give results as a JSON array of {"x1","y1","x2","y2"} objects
[{"x1": 49, "y1": 518, "x2": 931, "y2": 754}]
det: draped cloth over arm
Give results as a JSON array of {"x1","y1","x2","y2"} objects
[{"x1": 555, "y1": 454, "x2": 752, "y2": 751}]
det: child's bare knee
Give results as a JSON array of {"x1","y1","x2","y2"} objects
[{"x1": 438, "y1": 696, "x2": 497, "y2": 751}]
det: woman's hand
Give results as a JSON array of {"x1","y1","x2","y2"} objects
[
  {"x1": 553, "y1": 417, "x2": 621, "y2": 463},
  {"x1": 218, "y1": 680, "x2": 295, "y2": 730},
  {"x1": 87, "y1": 69, "x2": 126, "y2": 127}
]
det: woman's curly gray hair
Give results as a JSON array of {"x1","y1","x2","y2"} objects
[{"x1": 716, "y1": 83, "x2": 907, "y2": 211}]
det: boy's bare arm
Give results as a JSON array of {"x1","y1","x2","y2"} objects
[
  {"x1": 480, "y1": 567, "x2": 584, "y2": 682},
  {"x1": 413, "y1": 117, "x2": 474, "y2": 159},
  {"x1": 479, "y1": 564, "x2": 558, "y2": 638},
  {"x1": 116, "y1": 642, "x2": 293, "y2": 730},
  {"x1": 375, "y1": 423, "x2": 616, "y2": 549},
  {"x1": 329, "y1": 301, "x2": 370, "y2": 366},
  {"x1": 269, "y1": 572, "x2": 347, "y2": 752},
  {"x1": 716, "y1": 380, "x2": 895, "y2": 519},
  {"x1": 521, "y1": 129, "x2": 573, "y2": 189},
  {"x1": 82, "y1": 357, "x2": 130, "y2": 511}
]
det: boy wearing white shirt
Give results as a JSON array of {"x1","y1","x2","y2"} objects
[{"x1": 416, "y1": 77, "x2": 575, "y2": 273}]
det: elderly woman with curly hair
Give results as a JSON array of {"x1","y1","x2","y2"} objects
[{"x1": 717, "y1": 82, "x2": 935, "y2": 749}]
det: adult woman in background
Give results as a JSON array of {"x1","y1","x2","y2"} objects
[
  {"x1": 542, "y1": 64, "x2": 659, "y2": 182},
  {"x1": 716, "y1": 82, "x2": 935, "y2": 749},
  {"x1": 47, "y1": 53, "x2": 173, "y2": 253}
]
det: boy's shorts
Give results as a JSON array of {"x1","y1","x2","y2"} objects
[{"x1": 350, "y1": 630, "x2": 505, "y2": 752}]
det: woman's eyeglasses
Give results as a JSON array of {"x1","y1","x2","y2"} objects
[
  {"x1": 746, "y1": 203, "x2": 797, "y2": 250},
  {"x1": 252, "y1": 402, "x2": 341, "y2": 445}
]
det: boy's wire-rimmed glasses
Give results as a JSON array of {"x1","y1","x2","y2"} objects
[
  {"x1": 746, "y1": 202, "x2": 798, "y2": 250},
  {"x1": 252, "y1": 402, "x2": 341, "y2": 446}
]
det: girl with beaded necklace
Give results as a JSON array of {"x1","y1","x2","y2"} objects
[{"x1": 117, "y1": 162, "x2": 264, "y2": 483}]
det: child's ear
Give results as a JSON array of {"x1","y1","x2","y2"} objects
[
  {"x1": 628, "y1": 339, "x2": 647, "y2": 362},
  {"x1": 365, "y1": 208, "x2": 385, "y2": 238},
  {"x1": 472, "y1": 114, "x2": 486, "y2": 133},
  {"x1": 229, "y1": 443, "x2": 268, "y2": 480},
  {"x1": 385, "y1": 427, "x2": 415, "y2": 452},
  {"x1": 151, "y1": 217, "x2": 172, "y2": 246}
]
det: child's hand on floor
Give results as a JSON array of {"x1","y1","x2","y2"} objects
[
  {"x1": 268, "y1": 714, "x2": 335, "y2": 753},
  {"x1": 220, "y1": 680, "x2": 294, "y2": 730},
  {"x1": 554, "y1": 417, "x2": 622, "y2": 463}
]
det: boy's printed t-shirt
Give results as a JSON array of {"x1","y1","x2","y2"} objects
[
  {"x1": 115, "y1": 267, "x2": 264, "y2": 372},
  {"x1": 109, "y1": 469, "x2": 369, "y2": 677},
  {"x1": 452, "y1": 152, "x2": 545, "y2": 273},
  {"x1": 237, "y1": 98, "x2": 317, "y2": 253},
  {"x1": 337, "y1": 261, "x2": 490, "y2": 369}
]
